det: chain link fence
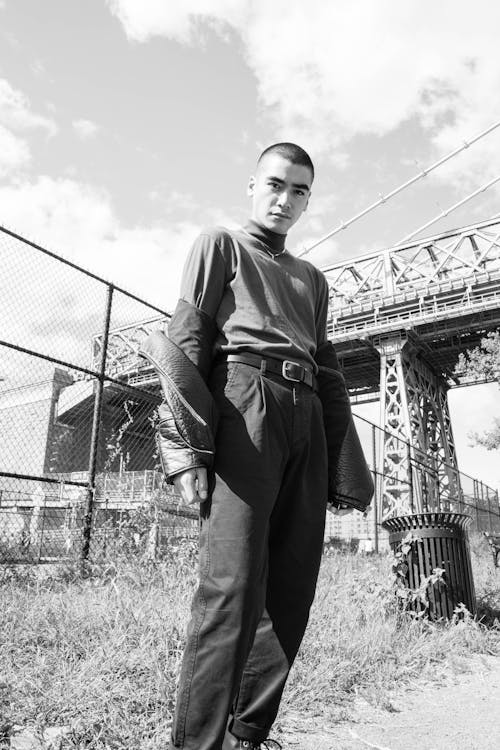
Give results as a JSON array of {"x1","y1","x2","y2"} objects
[
  {"x1": 1, "y1": 224, "x2": 499, "y2": 564},
  {"x1": 323, "y1": 414, "x2": 500, "y2": 551},
  {"x1": 0, "y1": 224, "x2": 198, "y2": 565}
]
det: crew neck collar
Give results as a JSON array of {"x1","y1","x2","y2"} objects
[{"x1": 243, "y1": 219, "x2": 287, "y2": 254}]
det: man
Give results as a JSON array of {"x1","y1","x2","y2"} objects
[{"x1": 159, "y1": 143, "x2": 357, "y2": 749}]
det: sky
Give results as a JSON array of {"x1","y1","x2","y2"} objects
[{"x1": 0, "y1": 0, "x2": 499, "y2": 489}]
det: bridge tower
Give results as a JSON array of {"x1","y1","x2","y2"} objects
[{"x1": 375, "y1": 332, "x2": 461, "y2": 519}]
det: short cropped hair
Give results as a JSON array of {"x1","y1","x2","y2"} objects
[{"x1": 258, "y1": 142, "x2": 314, "y2": 181}]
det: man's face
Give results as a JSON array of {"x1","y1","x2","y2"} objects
[{"x1": 248, "y1": 153, "x2": 312, "y2": 235}]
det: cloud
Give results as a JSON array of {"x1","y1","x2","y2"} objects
[
  {"x1": 0, "y1": 78, "x2": 57, "y2": 136},
  {"x1": 0, "y1": 124, "x2": 30, "y2": 175},
  {"x1": 106, "y1": 0, "x2": 244, "y2": 43},
  {"x1": 72, "y1": 118, "x2": 99, "y2": 139},
  {"x1": 0, "y1": 176, "x2": 198, "y2": 309},
  {"x1": 31, "y1": 60, "x2": 48, "y2": 79},
  {"x1": 0, "y1": 78, "x2": 58, "y2": 176},
  {"x1": 106, "y1": 0, "x2": 500, "y2": 182},
  {"x1": 242, "y1": 1, "x2": 500, "y2": 166}
]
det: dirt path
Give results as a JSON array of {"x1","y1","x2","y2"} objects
[{"x1": 280, "y1": 654, "x2": 500, "y2": 750}]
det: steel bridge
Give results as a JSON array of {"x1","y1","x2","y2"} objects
[
  {"x1": 324, "y1": 217, "x2": 500, "y2": 519},
  {"x1": 93, "y1": 217, "x2": 500, "y2": 521}
]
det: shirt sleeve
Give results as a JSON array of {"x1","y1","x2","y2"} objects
[
  {"x1": 178, "y1": 230, "x2": 231, "y2": 317},
  {"x1": 167, "y1": 229, "x2": 232, "y2": 379},
  {"x1": 315, "y1": 273, "x2": 330, "y2": 346},
  {"x1": 314, "y1": 272, "x2": 340, "y2": 371}
]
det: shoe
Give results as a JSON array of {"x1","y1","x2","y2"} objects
[{"x1": 222, "y1": 731, "x2": 282, "y2": 749}]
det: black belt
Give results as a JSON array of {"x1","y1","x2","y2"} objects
[{"x1": 225, "y1": 352, "x2": 317, "y2": 390}]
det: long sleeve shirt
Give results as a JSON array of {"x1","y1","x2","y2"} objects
[{"x1": 168, "y1": 223, "x2": 334, "y2": 379}]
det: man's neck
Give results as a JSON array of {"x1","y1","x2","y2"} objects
[{"x1": 244, "y1": 218, "x2": 287, "y2": 254}]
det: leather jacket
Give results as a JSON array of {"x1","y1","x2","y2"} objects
[{"x1": 139, "y1": 325, "x2": 218, "y2": 482}]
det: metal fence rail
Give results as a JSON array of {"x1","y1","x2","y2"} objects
[
  {"x1": 324, "y1": 413, "x2": 500, "y2": 549},
  {"x1": 1, "y1": 223, "x2": 499, "y2": 565}
]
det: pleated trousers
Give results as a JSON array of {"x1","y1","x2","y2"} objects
[{"x1": 169, "y1": 361, "x2": 328, "y2": 749}]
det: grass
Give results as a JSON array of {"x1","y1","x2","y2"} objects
[{"x1": 0, "y1": 533, "x2": 499, "y2": 748}]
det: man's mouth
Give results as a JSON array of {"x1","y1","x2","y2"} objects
[{"x1": 271, "y1": 212, "x2": 291, "y2": 219}]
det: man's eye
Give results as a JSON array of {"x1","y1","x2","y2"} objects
[{"x1": 296, "y1": 190, "x2": 305, "y2": 196}]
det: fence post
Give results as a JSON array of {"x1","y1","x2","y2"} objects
[
  {"x1": 371, "y1": 424, "x2": 379, "y2": 553},
  {"x1": 36, "y1": 495, "x2": 47, "y2": 563},
  {"x1": 486, "y1": 484, "x2": 494, "y2": 533},
  {"x1": 456, "y1": 469, "x2": 463, "y2": 514},
  {"x1": 478, "y1": 481, "x2": 486, "y2": 533},
  {"x1": 473, "y1": 479, "x2": 481, "y2": 531},
  {"x1": 407, "y1": 442, "x2": 414, "y2": 513},
  {"x1": 81, "y1": 284, "x2": 114, "y2": 563}
]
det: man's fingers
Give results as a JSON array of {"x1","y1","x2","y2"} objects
[
  {"x1": 196, "y1": 467, "x2": 208, "y2": 501},
  {"x1": 173, "y1": 467, "x2": 209, "y2": 505},
  {"x1": 173, "y1": 469, "x2": 198, "y2": 504},
  {"x1": 329, "y1": 503, "x2": 355, "y2": 517}
]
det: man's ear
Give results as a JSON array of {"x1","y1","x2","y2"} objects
[{"x1": 247, "y1": 175, "x2": 256, "y2": 197}]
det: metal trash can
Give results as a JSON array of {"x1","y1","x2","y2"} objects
[{"x1": 383, "y1": 512, "x2": 476, "y2": 620}]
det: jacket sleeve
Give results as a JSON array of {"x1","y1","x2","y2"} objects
[
  {"x1": 314, "y1": 275, "x2": 353, "y2": 507},
  {"x1": 156, "y1": 400, "x2": 216, "y2": 483},
  {"x1": 315, "y1": 343, "x2": 353, "y2": 507},
  {"x1": 156, "y1": 230, "x2": 229, "y2": 482}
]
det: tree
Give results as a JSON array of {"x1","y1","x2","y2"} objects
[{"x1": 456, "y1": 331, "x2": 500, "y2": 450}]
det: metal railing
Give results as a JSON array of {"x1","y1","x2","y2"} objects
[{"x1": 328, "y1": 286, "x2": 500, "y2": 341}]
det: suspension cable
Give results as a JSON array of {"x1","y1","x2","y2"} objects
[
  {"x1": 298, "y1": 118, "x2": 500, "y2": 257},
  {"x1": 395, "y1": 174, "x2": 500, "y2": 245}
]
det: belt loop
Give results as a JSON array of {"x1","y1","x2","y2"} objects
[{"x1": 260, "y1": 360, "x2": 267, "y2": 375}]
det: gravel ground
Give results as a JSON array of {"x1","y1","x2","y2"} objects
[{"x1": 279, "y1": 654, "x2": 500, "y2": 750}]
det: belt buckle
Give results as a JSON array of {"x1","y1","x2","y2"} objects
[{"x1": 282, "y1": 360, "x2": 304, "y2": 383}]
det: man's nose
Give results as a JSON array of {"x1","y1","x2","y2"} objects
[{"x1": 277, "y1": 190, "x2": 291, "y2": 208}]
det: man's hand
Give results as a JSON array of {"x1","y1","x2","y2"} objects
[
  {"x1": 328, "y1": 501, "x2": 355, "y2": 517},
  {"x1": 331, "y1": 506, "x2": 354, "y2": 517},
  {"x1": 173, "y1": 467, "x2": 208, "y2": 505}
]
